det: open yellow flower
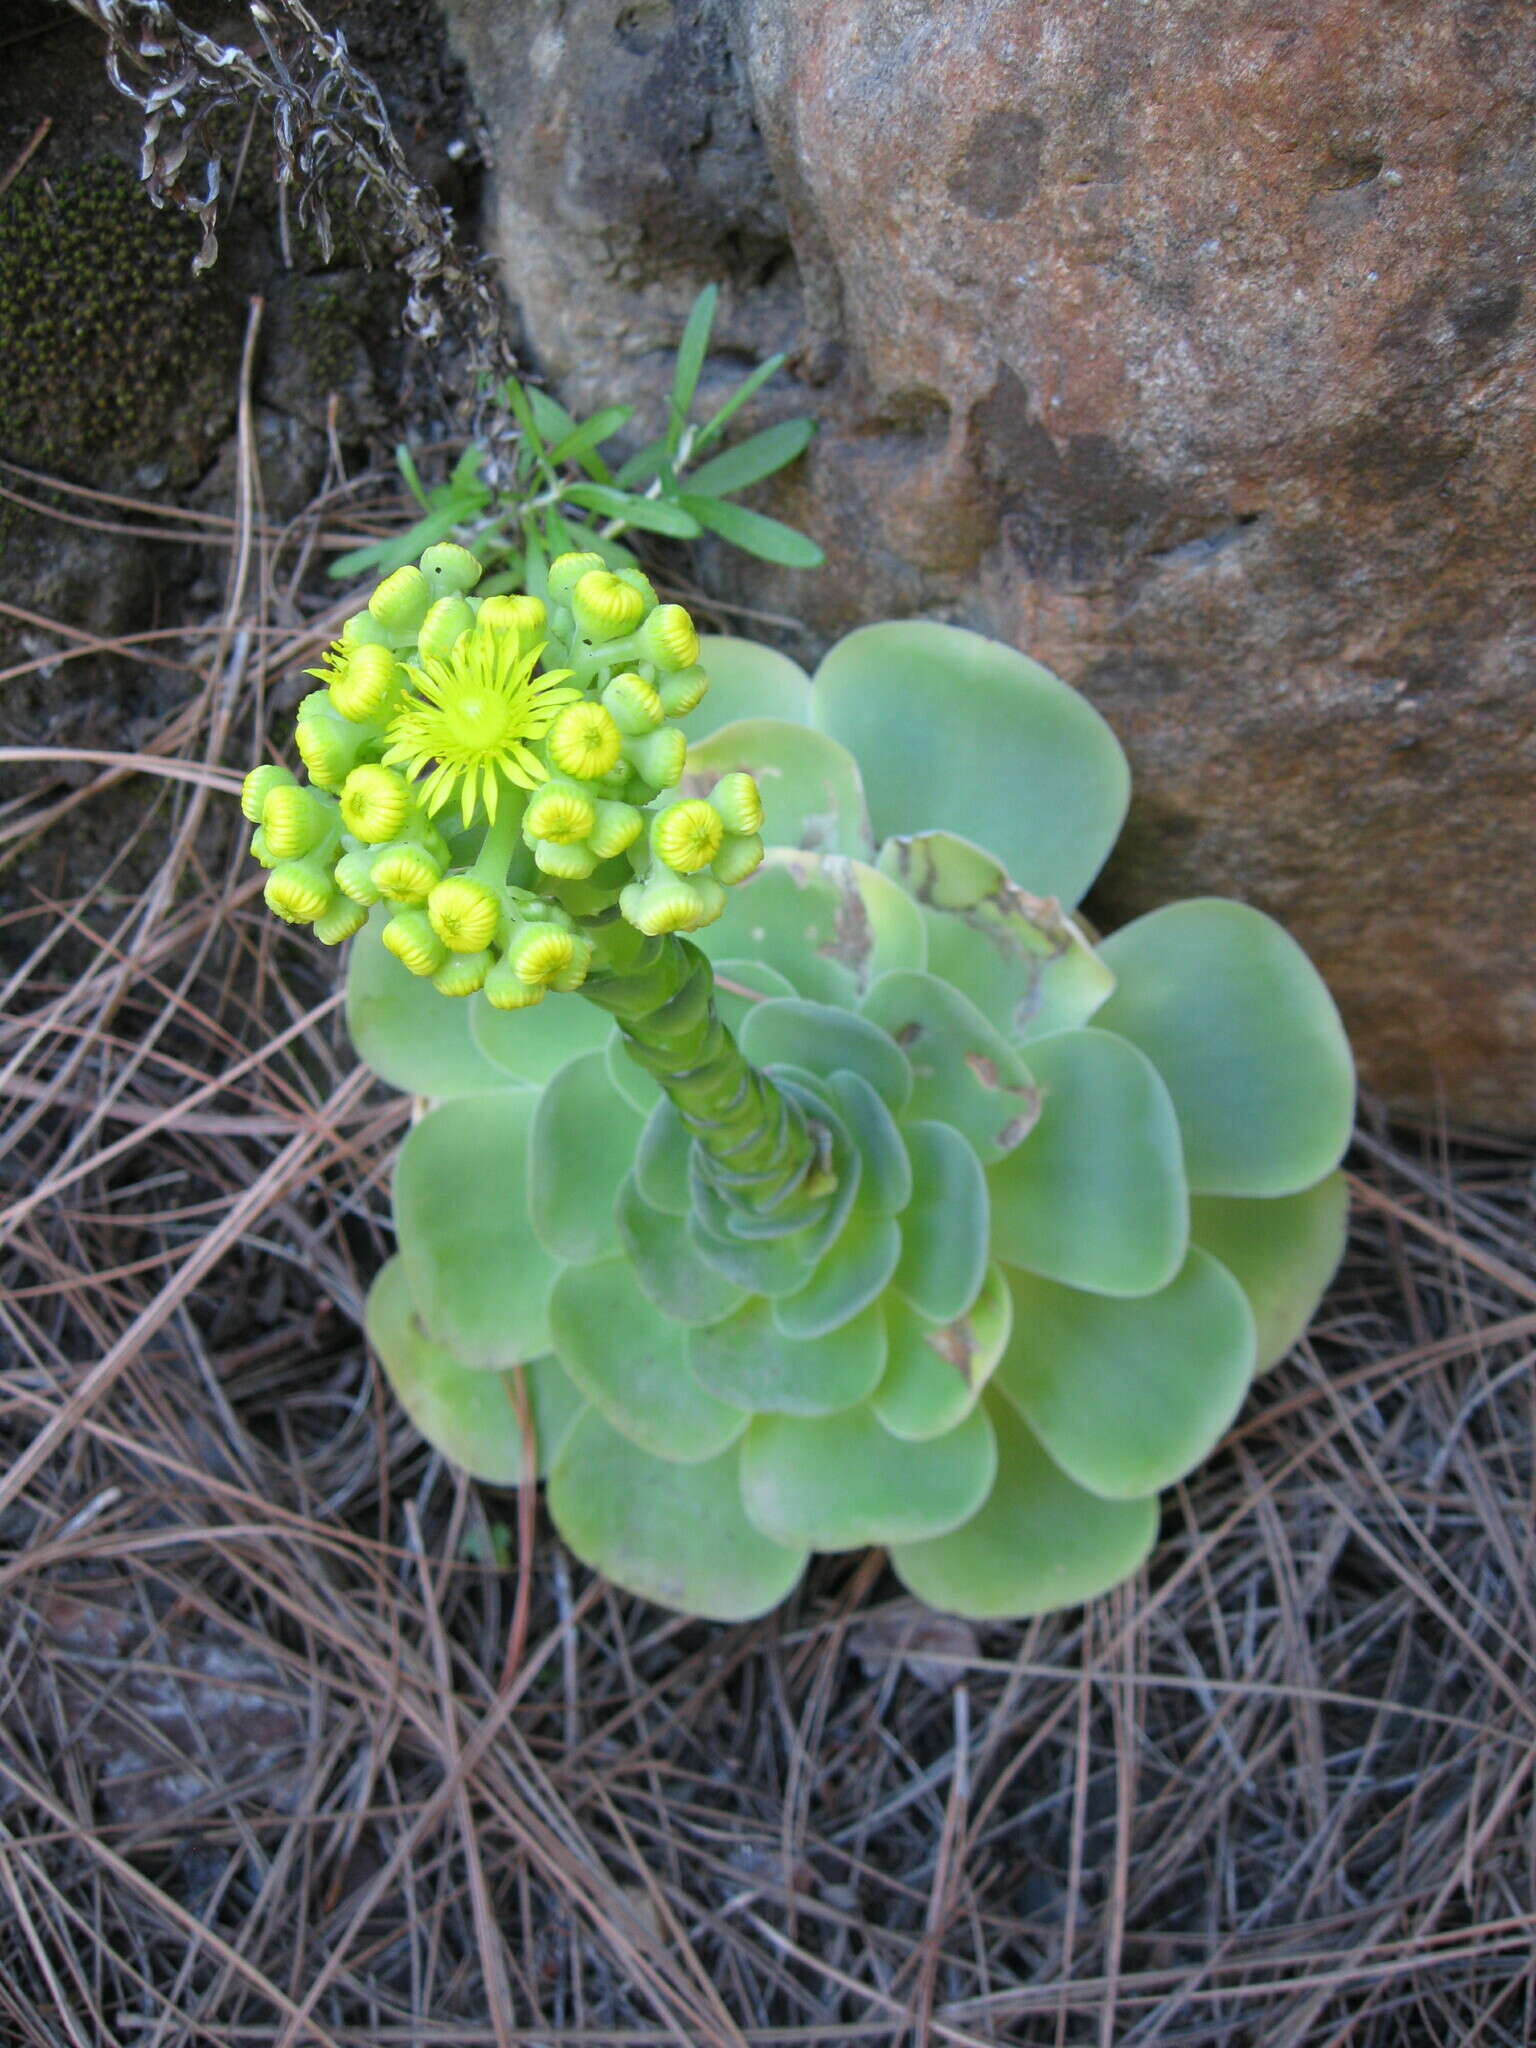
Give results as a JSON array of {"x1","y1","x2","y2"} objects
[{"x1": 382, "y1": 626, "x2": 580, "y2": 827}]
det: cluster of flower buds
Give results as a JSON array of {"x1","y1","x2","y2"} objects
[{"x1": 242, "y1": 541, "x2": 767, "y2": 1006}]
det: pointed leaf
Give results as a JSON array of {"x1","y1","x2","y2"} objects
[
  {"x1": 694, "y1": 352, "x2": 788, "y2": 448},
  {"x1": 860, "y1": 971, "x2": 1038, "y2": 1163},
  {"x1": 469, "y1": 983, "x2": 612, "y2": 1087},
  {"x1": 690, "y1": 634, "x2": 812, "y2": 734},
  {"x1": 680, "y1": 719, "x2": 872, "y2": 857},
  {"x1": 811, "y1": 621, "x2": 1130, "y2": 906},
  {"x1": 1095, "y1": 900, "x2": 1354, "y2": 1196},
  {"x1": 697, "y1": 849, "x2": 927, "y2": 1008},
  {"x1": 996, "y1": 1248, "x2": 1256, "y2": 1498},
  {"x1": 549, "y1": 1407, "x2": 806, "y2": 1620},
  {"x1": 562, "y1": 483, "x2": 702, "y2": 537},
  {"x1": 741, "y1": 997, "x2": 912, "y2": 1109},
  {"x1": 689, "y1": 1295, "x2": 886, "y2": 1415},
  {"x1": 684, "y1": 418, "x2": 816, "y2": 496},
  {"x1": 530, "y1": 1051, "x2": 646, "y2": 1265},
  {"x1": 394, "y1": 1092, "x2": 556, "y2": 1367},
  {"x1": 616, "y1": 1174, "x2": 748, "y2": 1325},
  {"x1": 824, "y1": 1069, "x2": 911, "y2": 1213},
  {"x1": 669, "y1": 285, "x2": 718, "y2": 441},
  {"x1": 877, "y1": 831, "x2": 1114, "y2": 1044},
  {"x1": 348, "y1": 911, "x2": 519, "y2": 1098},
  {"x1": 893, "y1": 1120, "x2": 991, "y2": 1322},
  {"x1": 549, "y1": 1255, "x2": 748, "y2": 1463},
  {"x1": 892, "y1": 1391, "x2": 1158, "y2": 1620},
  {"x1": 366, "y1": 1256, "x2": 581, "y2": 1482},
  {"x1": 873, "y1": 1263, "x2": 1012, "y2": 1441},
  {"x1": 1190, "y1": 1171, "x2": 1349, "y2": 1371},
  {"x1": 740, "y1": 1401, "x2": 997, "y2": 1550},
  {"x1": 772, "y1": 1208, "x2": 901, "y2": 1340},
  {"x1": 987, "y1": 1028, "x2": 1188, "y2": 1296},
  {"x1": 679, "y1": 494, "x2": 824, "y2": 567}
]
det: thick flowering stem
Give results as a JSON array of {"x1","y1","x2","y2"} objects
[{"x1": 580, "y1": 920, "x2": 825, "y2": 1208}]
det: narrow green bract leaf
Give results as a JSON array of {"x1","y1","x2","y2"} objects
[
  {"x1": 995, "y1": 1249, "x2": 1256, "y2": 1499},
  {"x1": 529, "y1": 1050, "x2": 646, "y2": 1265},
  {"x1": 548, "y1": 1408, "x2": 807, "y2": 1621},
  {"x1": 366, "y1": 1258, "x2": 581, "y2": 1483},
  {"x1": 1095, "y1": 900, "x2": 1355, "y2": 1196},
  {"x1": 740, "y1": 1401, "x2": 997, "y2": 1551},
  {"x1": 892, "y1": 1391, "x2": 1158, "y2": 1621},
  {"x1": 689, "y1": 1296, "x2": 886, "y2": 1415},
  {"x1": 563, "y1": 483, "x2": 703, "y2": 537},
  {"x1": 680, "y1": 494, "x2": 825, "y2": 567},
  {"x1": 679, "y1": 719, "x2": 872, "y2": 857},
  {"x1": 394, "y1": 1092, "x2": 556, "y2": 1368},
  {"x1": 810, "y1": 621, "x2": 1130, "y2": 907},
  {"x1": 549, "y1": 1256, "x2": 748, "y2": 1463},
  {"x1": 1190, "y1": 1171, "x2": 1349, "y2": 1371},
  {"x1": 348, "y1": 911, "x2": 520, "y2": 1099},
  {"x1": 669, "y1": 284, "x2": 718, "y2": 442},
  {"x1": 986, "y1": 1028, "x2": 1188, "y2": 1297},
  {"x1": 683, "y1": 418, "x2": 816, "y2": 497}
]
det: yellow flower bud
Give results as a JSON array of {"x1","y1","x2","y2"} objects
[
  {"x1": 241, "y1": 762, "x2": 296, "y2": 824},
  {"x1": 549, "y1": 933, "x2": 595, "y2": 992},
  {"x1": 658, "y1": 664, "x2": 709, "y2": 717},
  {"x1": 547, "y1": 550, "x2": 606, "y2": 607},
  {"x1": 524, "y1": 781, "x2": 597, "y2": 846},
  {"x1": 328, "y1": 642, "x2": 403, "y2": 723},
  {"x1": 314, "y1": 898, "x2": 369, "y2": 946},
  {"x1": 603, "y1": 670, "x2": 664, "y2": 735},
  {"x1": 572, "y1": 569, "x2": 646, "y2": 644},
  {"x1": 265, "y1": 861, "x2": 335, "y2": 926},
  {"x1": 262, "y1": 784, "x2": 332, "y2": 859},
  {"x1": 419, "y1": 542, "x2": 482, "y2": 596},
  {"x1": 546, "y1": 701, "x2": 623, "y2": 780},
  {"x1": 371, "y1": 843, "x2": 443, "y2": 904},
  {"x1": 340, "y1": 765, "x2": 412, "y2": 844},
  {"x1": 369, "y1": 565, "x2": 432, "y2": 635},
  {"x1": 639, "y1": 603, "x2": 699, "y2": 672},
  {"x1": 507, "y1": 922, "x2": 580, "y2": 988},
  {"x1": 690, "y1": 875, "x2": 728, "y2": 929},
  {"x1": 484, "y1": 960, "x2": 547, "y2": 1010},
  {"x1": 294, "y1": 712, "x2": 362, "y2": 791},
  {"x1": 334, "y1": 849, "x2": 381, "y2": 905},
  {"x1": 710, "y1": 772, "x2": 764, "y2": 835},
  {"x1": 476, "y1": 592, "x2": 547, "y2": 651},
  {"x1": 624, "y1": 875, "x2": 708, "y2": 935},
  {"x1": 586, "y1": 798, "x2": 645, "y2": 859},
  {"x1": 427, "y1": 875, "x2": 502, "y2": 953},
  {"x1": 651, "y1": 798, "x2": 724, "y2": 874},
  {"x1": 381, "y1": 909, "x2": 449, "y2": 977},
  {"x1": 615, "y1": 566, "x2": 657, "y2": 609},
  {"x1": 433, "y1": 947, "x2": 493, "y2": 997},
  {"x1": 712, "y1": 830, "x2": 765, "y2": 885},
  {"x1": 416, "y1": 594, "x2": 477, "y2": 663},
  {"x1": 627, "y1": 726, "x2": 687, "y2": 789},
  {"x1": 248, "y1": 826, "x2": 278, "y2": 869},
  {"x1": 533, "y1": 838, "x2": 597, "y2": 880},
  {"x1": 341, "y1": 610, "x2": 393, "y2": 650}
]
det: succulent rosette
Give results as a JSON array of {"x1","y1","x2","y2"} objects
[{"x1": 246, "y1": 548, "x2": 1353, "y2": 1623}]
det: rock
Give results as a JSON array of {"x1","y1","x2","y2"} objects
[{"x1": 448, "y1": 0, "x2": 1536, "y2": 1129}]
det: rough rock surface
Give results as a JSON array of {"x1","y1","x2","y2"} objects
[{"x1": 444, "y1": 0, "x2": 1536, "y2": 1129}]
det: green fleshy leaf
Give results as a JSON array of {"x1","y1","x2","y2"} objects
[
  {"x1": 548, "y1": 1407, "x2": 807, "y2": 1621},
  {"x1": 877, "y1": 832, "x2": 1115, "y2": 1044},
  {"x1": 741, "y1": 997, "x2": 913, "y2": 1110},
  {"x1": 683, "y1": 417, "x2": 816, "y2": 496},
  {"x1": 686, "y1": 1206, "x2": 820, "y2": 1297},
  {"x1": 872, "y1": 1263, "x2": 1012, "y2": 1442},
  {"x1": 529, "y1": 1051, "x2": 646, "y2": 1265},
  {"x1": 679, "y1": 495, "x2": 825, "y2": 568},
  {"x1": 634, "y1": 1096, "x2": 692, "y2": 1216},
  {"x1": 604, "y1": 1028, "x2": 663, "y2": 1116},
  {"x1": 348, "y1": 911, "x2": 520, "y2": 1099},
  {"x1": 549, "y1": 1255, "x2": 748, "y2": 1463},
  {"x1": 1190, "y1": 1171, "x2": 1349, "y2": 1371},
  {"x1": 366, "y1": 1257, "x2": 581, "y2": 1483},
  {"x1": 892, "y1": 1120, "x2": 991, "y2": 1322},
  {"x1": 712, "y1": 957, "x2": 796, "y2": 1039},
  {"x1": 996, "y1": 1248, "x2": 1256, "y2": 1499},
  {"x1": 394, "y1": 1093, "x2": 556, "y2": 1367},
  {"x1": 615, "y1": 1174, "x2": 748, "y2": 1325},
  {"x1": 1094, "y1": 900, "x2": 1355, "y2": 1196},
  {"x1": 772, "y1": 1207, "x2": 901, "y2": 1340},
  {"x1": 689, "y1": 1295, "x2": 886, "y2": 1414},
  {"x1": 697, "y1": 848, "x2": 927, "y2": 1007},
  {"x1": 679, "y1": 719, "x2": 872, "y2": 857},
  {"x1": 986, "y1": 1028, "x2": 1188, "y2": 1297},
  {"x1": 469, "y1": 984, "x2": 612, "y2": 1087},
  {"x1": 823, "y1": 1069, "x2": 911, "y2": 1214},
  {"x1": 892, "y1": 1390, "x2": 1158, "y2": 1620},
  {"x1": 860, "y1": 971, "x2": 1038, "y2": 1163},
  {"x1": 740, "y1": 1400, "x2": 997, "y2": 1550},
  {"x1": 810, "y1": 621, "x2": 1130, "y2": 907},
  {"x1": 690, "y1": 635, "x2": 812, "y2": 734}
]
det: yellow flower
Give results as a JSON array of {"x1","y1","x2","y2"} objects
[{"x1": 382, "y1": 625, "x2": 580, "y2": 828}]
